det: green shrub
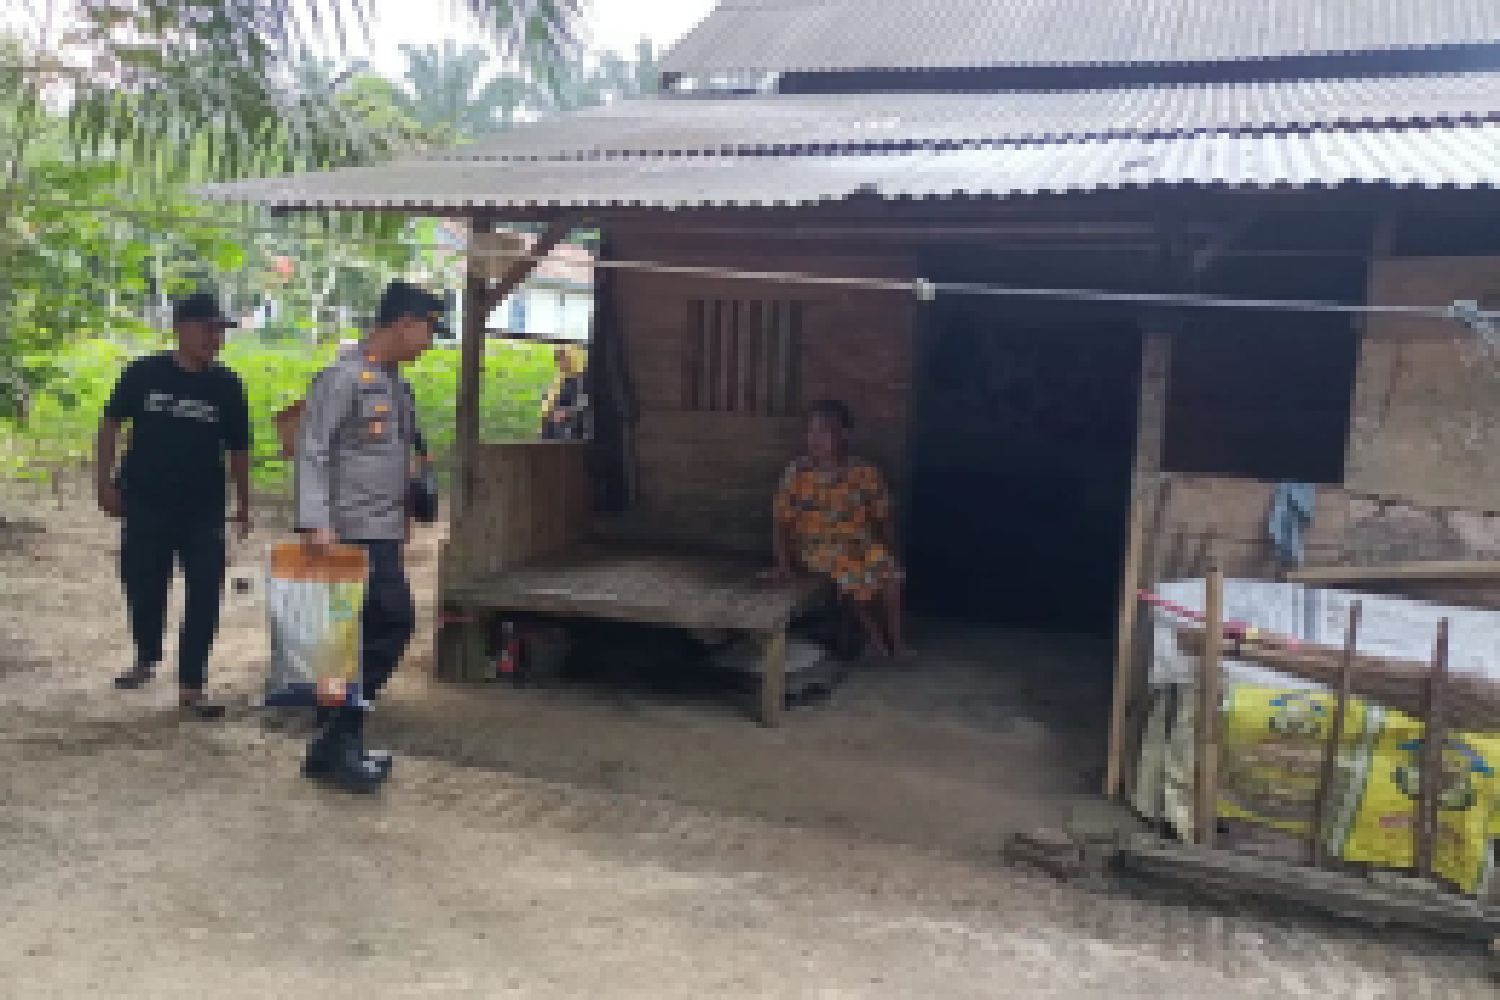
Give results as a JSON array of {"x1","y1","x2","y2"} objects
[{"x1": 2, "y1": 339, "x2": 557, "y2": 493}]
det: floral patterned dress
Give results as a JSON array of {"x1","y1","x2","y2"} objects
[{"x1": 773, "y1": 457, "x2": 901, "y2": 602}]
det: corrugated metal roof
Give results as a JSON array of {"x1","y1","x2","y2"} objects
[
  {"x1": 663, "y1": 0, "x2": 1500, "y2": 73},
  {"x1": 199, "y1": 122, "x2": 1500, "y2": 211},
  {"x1": 445, "y1": 74, "x2": 1500, "y2": 160}
]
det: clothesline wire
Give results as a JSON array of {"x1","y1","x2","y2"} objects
[{"x1": 4, "y1": 192, "x2": 1499, "y2": 330}]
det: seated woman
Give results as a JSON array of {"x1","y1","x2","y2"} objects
[{"x1": 770, "y1": 399, "x2": 907, "y2": 659}]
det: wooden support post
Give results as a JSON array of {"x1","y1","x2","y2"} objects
[
  {"x1": 1105, "y1": 326, "x2": 1173, "y2": 799},
  {"x1": 1106, "y1": 494, "x2": 1153, "y2": 791},
  {"x1": 758, "y1": 629, "x2": 787, "y2": 727},
  {"x1": 453, "y1": 216, "x2": 576, "y2": 519},
  {"x1": 1195, "y1": 562, "x2": 1224, "y2": 847},
  {"x1": 1312, "y1": 601, "x2": 1361, "y2": 867},
  {"x1": 1414, "y1": 618, "x2": 1450, "y2": 880},
  {"x1": 454, "y1": 215, "x2": 493, "y2": 525},
  {"x1": 460, "y1": 613, "x2": 491, "y2": 682}
]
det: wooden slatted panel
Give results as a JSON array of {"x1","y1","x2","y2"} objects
[
  {"x1": 743, "y1": 299, "x2": 764, "y2": 413},
  {"x1": 782, "y1": 300, "x2": 802, "y2": 415},
  {"x1": 683, "y1": 299, "x2": 705, "y2": 410},
  {"x1": 684, "y1": 298, "x2": 802, "y2": 416},
  {"x1": 720, "y1": 299, "x2": 738, "y2": 412}
]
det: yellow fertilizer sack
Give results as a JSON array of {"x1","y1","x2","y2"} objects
[
  {"x1": 1217, "y1": 685, "x2": 1377, "y2": 844},
  {"x1": 1340, "y1": 715, "x2": 1500, "y2": 893},
  {"x1": 1211, "y1": 684, "x2": 1499, "y2": 893},
  {"x1": 265, "y1": 541, "x2": 367, "y2": 709}
]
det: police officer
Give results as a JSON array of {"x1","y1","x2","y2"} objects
[{"x1": 295, "y1": 280, "x2": 443, "y2": 792}]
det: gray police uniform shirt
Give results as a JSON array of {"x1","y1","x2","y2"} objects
[{"x1": 295, "y1": 348, "x2": 417, "y2": 541}]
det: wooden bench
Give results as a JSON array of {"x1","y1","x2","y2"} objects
[
  {"x1": 435, "y1": 442, "x2": 828, "y2": 725},
  {"x1": 442, "y1": 545, "x2": 826, "y2": 724}
]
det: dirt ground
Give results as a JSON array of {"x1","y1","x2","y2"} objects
[{"x1": 0, "y1": 488, "x2": 1495, "y2": 998}]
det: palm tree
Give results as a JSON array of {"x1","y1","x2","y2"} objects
[
  {"x1": 542, "y1": 39, "x2": 660, "y2": 115},
  {"x1": 12, "y1": 0, "x2": 585, "y2": 186},
  {"x1": 396, "y1": 41, "x2": 539, "y2": 143},
  {"x1": 0, "y1": 1, "x2": 587, "y2": 414}
]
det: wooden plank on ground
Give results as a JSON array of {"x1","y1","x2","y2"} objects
[{"x1": 1115, "y1": 835, "x2": 1500, "y2": 942}]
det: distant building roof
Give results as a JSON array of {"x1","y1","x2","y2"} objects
[
  {"x1": 663, "y1": 0, "x2": 1500, "y2": 74},
  {"x1": 441, "y1": 74, "x2": 1500, "y2": 161},
  {"x1": 522, "y1": 236, "x2": 592, "y2": 288}
]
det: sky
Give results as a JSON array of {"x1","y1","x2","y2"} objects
[
  {"x1": 364, "y1": 0, "x2": 718, "y2": 75},
  {"x1": 2, "y1": 1, "x2": 720, "y2": 73}
]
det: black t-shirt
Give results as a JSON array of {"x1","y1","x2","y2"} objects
[{"x1": 104, "y1": 352, "x2": 251, "y2": 515}]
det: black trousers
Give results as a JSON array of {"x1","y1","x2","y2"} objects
[
  {"x1": 353, "y1": 539, "x2": 415, "y2": 702},
  {"x1": 119, "y1": 508, "x2": 225, "y2": 690}
]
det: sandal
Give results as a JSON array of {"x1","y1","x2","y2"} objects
[
  {"x1": 179, "y1": 691, "x2": 227, "y2": 720},
  {"x1": 114, "y1": 661, "x2": 157, "y2": 690}
]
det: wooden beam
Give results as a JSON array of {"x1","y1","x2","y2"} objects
[
  {"x1": 1286, "y1": 560, "x2": 1500, "y2": 586},
  {"x1": 1174, "y1": 627, "x2": 1500, "y2": 735},
  {"x1": 480, "y1": 219, "x2": 577, "y2": 317},
  {"x1": 1104, "y1": 327, "x2": 1173, "y2": 800},
  {"x1": 1196, "y1": 562, "x2": 1224, "y2": 847},
  {"x1": 1190, "y1": 214, "x2": 1256, "y2": 275}
]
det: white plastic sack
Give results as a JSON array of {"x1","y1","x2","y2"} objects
[{"x1": 264, "y1": 541, "x2": 366, "y2": 708}]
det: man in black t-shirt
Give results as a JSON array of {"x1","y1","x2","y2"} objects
[{"x1": 96, "y1": 293, "x2": 252, "y2": 718}]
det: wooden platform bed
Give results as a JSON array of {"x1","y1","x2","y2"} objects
[{"x1": 435, "y1": 443, "x2": 828, "y2": 725}]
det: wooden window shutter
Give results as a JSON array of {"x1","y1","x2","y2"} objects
[{"x1": 683, "y1": 298, "x2": 802, "y2": 414}]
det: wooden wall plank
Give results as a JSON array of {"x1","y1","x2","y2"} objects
[
  {"x1": 453, "y1": 443, "x2": 592, "y2": 576},
  {"x1": 1347, "y1": 256, "x2": 1500, "y2": 510}
]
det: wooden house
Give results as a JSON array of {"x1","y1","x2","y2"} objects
[{"x1": 205, "y1": 0, "x2": 1500, "y2": 792}]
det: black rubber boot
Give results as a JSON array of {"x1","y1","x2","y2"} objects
[
  {"x1": 305, "y1": 710, "x2": 390, "y2": 792},
  {"x1": 303, "y1": 709, "x2": 393, "y2": 779}
]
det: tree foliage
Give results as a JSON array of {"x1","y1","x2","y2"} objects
[
  {"x1": 50, "y1": 0, "x2": 586, "y2": 185},
  {"x1": 395, "y1": 41, "x2": 536, "y2": 140},
  {"x1": 1, "y1": 0, "x2": 589, "y2": 417}
]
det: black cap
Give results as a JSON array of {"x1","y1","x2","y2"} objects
[
  {"x1": 173, "y1": 292, "x2": 236, "y2": 328},
  {"x1": 377, "y1": 280, "x2": 449, "y2": 335}
]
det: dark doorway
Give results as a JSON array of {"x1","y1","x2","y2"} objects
[{"x1": 906, "y1": 293, "x2": 1142, "y2": 636}]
